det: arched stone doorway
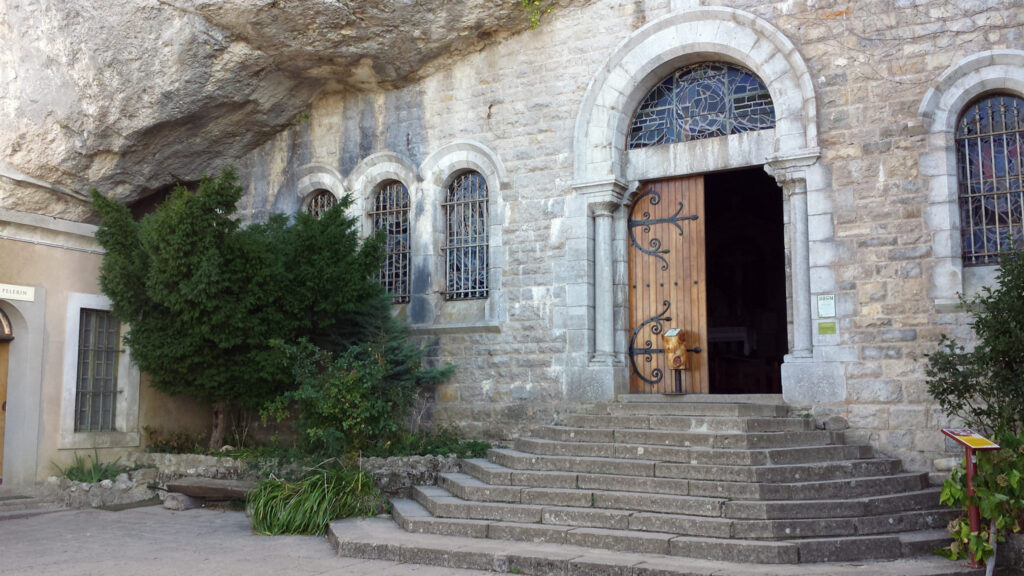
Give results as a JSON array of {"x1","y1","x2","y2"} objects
[
  {"x1": 570, "y1": 7, "x2": 831, "y2": 401},
  {"x1": 0, "y1": 307, "x2": 12, "y2": 483}
]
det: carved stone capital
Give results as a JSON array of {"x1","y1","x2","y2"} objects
[
  {"x1": 764, "y1": 148, "x2": 820, "y2": 192},
  {"x1": 572, "y1": 177, "x2": 628, "y2": 209}
]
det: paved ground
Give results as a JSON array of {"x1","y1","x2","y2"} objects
[{"x1": 0, "y1": 505, "x2": 492, "y2": 576}]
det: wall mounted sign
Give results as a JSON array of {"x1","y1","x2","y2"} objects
[
  {"x1": 817, "y1": 321, "x2": 837, "y2": 335},
  {"x1": 816, "y1": 294, "x2": 836, "y2": 318},
  {"x1": 0, "y1": 283, "x2": 35, "y2": 302}
]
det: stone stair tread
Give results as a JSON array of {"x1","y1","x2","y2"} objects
[
  {"x1": 561, "y1": 414, "x2": 814, "y2": 433},
  {"x1": 331, "y1": 517, "x2": 981, "y2": 574},
  {"x1": 535, "y1": 425, "x2": 834, "y2": 449}
]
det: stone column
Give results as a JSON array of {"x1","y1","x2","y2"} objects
[
  {"x1": 591, "y1": 201, "x2": 618, "y2": 365},
  {"x1": 765, "y1": 150, "x2": 819, "y2": 359}
]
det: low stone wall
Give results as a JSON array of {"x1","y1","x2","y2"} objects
[
  {"x1": 359, "y1": 455, "x2": 461, "y2": 497},
  {"x1": 124, "y1": 452, "x2": 247, "y2": 481},
  {"x1": 999, "y1": 533, "x2": 1024, "y2": 574},
  {"x1": 50, "y1": 468, "x2": 159, "y2": 509}
]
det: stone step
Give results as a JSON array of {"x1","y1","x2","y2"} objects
[
  {"x1": 380, "y1": 501, "x2": 963, "y2": 565},
  {"x1": 469, "y1": 455, "x2": 903, "y2": 486},
  {"x1": 562, "y1": 413, "x2": 814, "y2": 433},
  {"x1": 333, "y1": 517, "x2": 979, "y2": 574},
  {"x1": 438, "y1": 473, "x2": 726, "y2": 516},
  {"x1": 416, "y1": 482, "x2": 953, "y2": 540},
  {"x1": 460, "y1": 460, "x2": 926, "y2": 501},
  {"x1": 722, "y1": 488, "x2": 947, "y2": 519},
  {"x1": 534, "y1": 425, "x2": 835, "y2": 449},
  {"x1": 511, "y1": 438, "x2": 867, "y2": 466},
  {"x1": 488, "y1": 448, "x2": 658, "y2": 476},
  {"x1": 592, "y1": 401, "x2": 789, "y2": 418}
]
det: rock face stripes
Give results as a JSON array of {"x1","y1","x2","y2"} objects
[{"x1": 374, "y1": 399, "x2": 956, "y2": 566}]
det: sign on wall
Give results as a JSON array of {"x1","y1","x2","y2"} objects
[{"x1": 0, "y1": 283, "x2": 35, "y2": 302}]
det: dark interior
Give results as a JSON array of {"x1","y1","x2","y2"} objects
[{"x1": 704, "y1": 168, "x2": 787, "y2": 394}]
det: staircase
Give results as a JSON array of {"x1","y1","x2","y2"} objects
[{"x1": 382, "y1": 398, "x2": 959, "y2": 566}]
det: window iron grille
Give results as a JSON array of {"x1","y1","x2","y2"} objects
[
  {"x1": 75, "y1": 308, "x2": 119, "y2": 432},
  {"x1": 956, "y1": 95, "x2": 1024, "y2": 266},
  {"x1": 306, "y1": 189, "x2": 337, "y2": 220},
  {"x1": 369, "y1": 181, "x2": 411, "y2": 304},
  {"x1": 628, "y1": 62, "x2": 775, "y2": 150},
  {"x1": 443, "y1": 172, "x2": 489, "y2": 300}
]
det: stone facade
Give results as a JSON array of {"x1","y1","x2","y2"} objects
[{"x1": 230, "y1": 0, "x2": 1024, "y2": 473}]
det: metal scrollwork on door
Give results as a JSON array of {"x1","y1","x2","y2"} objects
[
  {"x1": 628, "y1": 187, "x2": 698, "y2": 270},
  {"x1": 628, "y1": 300, "x2": 671, "y2": 386}
]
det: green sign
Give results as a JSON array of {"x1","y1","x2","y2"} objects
[{"x1": 818, "y1": 321, "x2": 837, "y2": 335}]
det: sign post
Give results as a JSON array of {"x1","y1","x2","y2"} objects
[{"x1": 941, "y1": 428, "x2": 1001, "y2": 568}]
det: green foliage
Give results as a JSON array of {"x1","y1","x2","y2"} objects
[
  {"x1": 937, "y1": 432, "x2": 1024, "y2": 562},
  {"x1": 364, "y1": 427, "x2": 491, "y2": 459},
  {"x1": 247, "y1": 463, "x2": 383, "y2": 535},
  {"x1": 143, "y1": 426, "x2": 208, "y2": 454},
  {"x1": 53, "y1": 451, "x2": 125, "y2": 484},
  {"x1": 263, "y1": 337, "x2": 454, "y2": 456},
  {"x1": 520, "y1": 0, "x2": 552, "y2": 28},
  {"x1": 926, "y1": 251, "x2": 1024, "y2": 436},
  {"x1": 91, "y1": 169, "x2": 389, "y2": 423}
]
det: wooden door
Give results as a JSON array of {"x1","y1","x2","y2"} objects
[
  {"x1": 0, "y1": 340, "x2": 8, "y2": 481},
  {"x1": 628, "y1": 176, "x2": 708, "y2": 394}
]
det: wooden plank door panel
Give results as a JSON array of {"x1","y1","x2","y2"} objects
[
  {"x1": 0, "y1": 341, "x2": 8, "y2": 480},
  {"x1": 627, "y1": 177, "x2": 708, "y2": 394}
]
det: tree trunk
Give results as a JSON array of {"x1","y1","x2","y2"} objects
[{"x1": 208, "y1": 401, "x2": 227, "y2": 452}]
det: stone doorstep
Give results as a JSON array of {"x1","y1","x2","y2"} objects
[
  {"x1": 594, "y1": 402, "x2": 788, "y2": 418},
  {"x1": 330, "y1": 516, "x2": 982, "y2": 576}
]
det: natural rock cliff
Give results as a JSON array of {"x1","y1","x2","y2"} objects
[{"x1": 0, "y1": 0, "x2": 572, "y2": 221}]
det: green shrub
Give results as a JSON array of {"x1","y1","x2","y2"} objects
[
  {"x1": 926, "y1": 250, "x2": 1024, "y2": 437},
  {"x1": 247, "y1": 463, "x2": 383, "y2": 535},
  {"x1": 143, "y1": 426, "x2": 207, "y2": 454},
  {"x1": 53, "y1": 451, "x2": 125, "y2": 484},
  {"x1": 264, "y1": 337, "x2": 453, "y2": 456},
  {"x1": 938, "y1": 432, "x2": 1024, "y2": 562},
  {"x1": 365, "y1": 427, "x2": 491, "y2": 459}
]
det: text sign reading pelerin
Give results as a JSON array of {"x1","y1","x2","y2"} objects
[
  {"x1": 0, "y1": 283, "x2": 35, "y2": 302},
  {"x1": 941, "y1": 428, "x2": 1001, "y2": 450}
]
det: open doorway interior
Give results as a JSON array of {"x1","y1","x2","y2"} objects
[{"x1": 704, "y1": 168, "x2": 787, "y2": 394}]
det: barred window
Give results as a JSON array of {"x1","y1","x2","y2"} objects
[
  {"x1": 628, "y1": 62, "x2": 775, "y2": 150},
  {"x1": 75, "y1": 309, "x2": 119, "y2": 432},
  {"x1": 369, "y1": 180, "x2": 410, "y2": 303},
  {"x1": 444, "y1": 172, "x2": 489, "y2": 300},
  {"x1": 306, "y1": 189, "x2": 337, "y2": 219},
  {"x1": 956, "y1": 94, "x2": 1024, "y2": 266}
]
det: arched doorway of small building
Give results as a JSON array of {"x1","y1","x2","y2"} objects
[
  {"x1": 0, "y1": 307, "x2": 12, "y2": 484},
  {"x1": 704, "y1": 168, "x2": 786, "y2": 394}
]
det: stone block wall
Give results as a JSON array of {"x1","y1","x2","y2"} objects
[{"x1": 234, "y1": 0, "x2": 1024, "y2": 471}]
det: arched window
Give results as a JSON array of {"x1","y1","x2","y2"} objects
[
  {"x1": 443, "y1": 172, "x2": 488, "y2": 300},
  {"x1": 628, "y1": 62, "x2": 775, "y2": 150},
  {"x1": 956, "y1": 94, "x2": 1024, "y2": 266},
  {"x1": 305, "y1": 189, "x2": 337, "y2": 219},
  {"x1": 369, "y1": 181, "x2": 410, "y2": 304}
]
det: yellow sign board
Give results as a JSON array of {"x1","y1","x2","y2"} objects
[{"x1": 941, "y1": 428, "x2": 1001, "y2": 450}]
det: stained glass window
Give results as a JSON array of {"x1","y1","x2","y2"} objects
[
  {"x1": 306, "y1": 189, "x2": 337, "y2": 219},
  {"x1": 628, "y1": 62, "x2": 775, "y2": 149},
  {"x1": 369, "y1": 181, "x2": 411, "y2": 304},
  {"x1": 956, "y1": 95, "x2": 1024, "y2": 266},
  {"x1": 444, "y1": 172, "x2": 489, "y2": 300}
]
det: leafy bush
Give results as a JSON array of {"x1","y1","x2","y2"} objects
[
  {"x1": 143, "y1": 426, "x2": 208, "y2": 454},
  {"x1": 264, "y1": 338, "x2": 453, "y2": 456},
  {"x1": 938, "y1": 432, "x2": 1024, "y2": 562},
  {"x1": 92, "y1": 169, "x2": 391, "y2": 449},
  {"x1": 365, "y1": 427, "x2": 491, "y2": 459},
  {"x1": 247, "y1": 463, "x2": 383, "y2": 535},
  {"x1": 926, "y1": 251, "x2": 1024, "y2": 437},
  {"x1": 53, "y1": 451, "x2": 125, "y2": 483}
]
